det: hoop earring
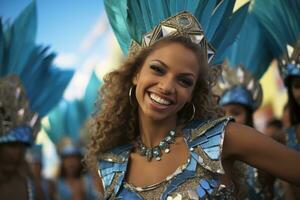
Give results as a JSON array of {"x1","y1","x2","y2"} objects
[
  {"x1": 188, "y1": 103, "x2": 196, "y2": 122},
  {"x1": 129, "y1": 85, "x2": 135, "y2": 106}
]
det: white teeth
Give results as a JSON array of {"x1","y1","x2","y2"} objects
[{"x1": 149, "y1": 93, "x2": 171, "y2": 105}]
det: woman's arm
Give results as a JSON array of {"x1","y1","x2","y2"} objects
[{"x1": 222, "y1": 122, "x2": 300, "y2": 185}]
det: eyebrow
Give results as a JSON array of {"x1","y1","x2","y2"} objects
[{"x1": 150, "y1": 59, "x2": 196, "y2": 78}]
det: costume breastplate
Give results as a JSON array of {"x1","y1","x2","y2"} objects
[
  {"x1": 98, "y1": 117, "x2": 234, "y2": 200},
  {"x1": 286, "y1": 126, "x2": 300, "y2": 151}
]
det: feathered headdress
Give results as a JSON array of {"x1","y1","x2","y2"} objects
[
  {"x1": 0, "y1": 75, "x2": 40, "y2": 145},
  {"x1": 214, "y1": 62, "x2": 263, "y2": 111},
  {"x1": 0, "y1": 2, "x2": 74, "y2": 117},
  {"x1": 104, "y1": 0, "x2": 249, "y2": 63}
]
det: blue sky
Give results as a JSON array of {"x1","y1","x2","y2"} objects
[
  {"x1": 0, "y1": 0, "x2": 105, "y2": 54},
  {"x1": 0, "y1": 0, "x2": 121, "y2": 100}
]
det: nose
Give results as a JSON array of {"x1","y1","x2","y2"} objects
[{"x1": 158, "y1": 76, "x2": 175, "y2": 94}]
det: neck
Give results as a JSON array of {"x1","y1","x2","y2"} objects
[
  {"x1": 138, "y1": 114, "x2": 177, "y2": 147},
  {"x1": 0, "y1": 165, "x2": 20, "y2": 183}
]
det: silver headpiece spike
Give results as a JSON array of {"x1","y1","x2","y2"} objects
[
  {"x1": 128, "y1": 11, "x2": 215, "y2": 63},
  {"x1": 278, "y1": 39, "x2": 300, "y2": 83}
]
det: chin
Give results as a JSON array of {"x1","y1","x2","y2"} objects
[
  {"x1": 146, "y1": 110, "x2": 177, "y2": 122},
  {"x1": 0, "y1": 164, "x2": 19, "y2": 174}
]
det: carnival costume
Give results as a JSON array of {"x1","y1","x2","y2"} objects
[
  {"x1": 214, "y1": 63, "x2": 263, "y2": 111},
  {"x1": 98, "y1": 1, "x2": 252, "y2": 199},
  {"x1": 99, "y1": 117, "x2": 234, "y2": 199}
]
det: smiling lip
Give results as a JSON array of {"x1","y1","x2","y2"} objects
[{"x1": 147, "y1": 92, "x2": 174, "y2": 111}]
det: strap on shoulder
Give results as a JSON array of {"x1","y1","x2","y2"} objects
[
  {"x1": 184, "y1": 117, "x2": 234, "y2": 174},
  {"x1": 97, "y1": 143, "x2": 133, "y2": 199}
]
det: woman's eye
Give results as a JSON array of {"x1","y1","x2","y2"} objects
[
  {"x1": 150, "y1": 65, "x2": 164, "y2": 74},
  {"x1": 178, "y1": 78, "x2": 193, "y2": 87}
]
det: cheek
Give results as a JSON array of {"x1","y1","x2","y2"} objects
[
  {"x1": 0, "y1": 147, "x2": 25, "y2": 163},
  {"x1": 235, "y1": 114, "x2": 247, "y2": 124},
  {"x1": 224, "y1": 109, "x2": 247, "y2": 124},
  {"x1": 292, "y1": 87, "x2": 300, "y2": 98},
  {"x1": 179, "y1": 86, "x2": 194, "y2": 101},
  {"x1": 134, "y1": 80, "x2": 146, "y2": 103}
]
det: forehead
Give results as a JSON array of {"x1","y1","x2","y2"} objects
[
  {"x1": 224, "y1": 103, "x2": 247, "y2": 112},
  {"x1": 144, "y1": 42, "x2": 200, "y2": 74}
]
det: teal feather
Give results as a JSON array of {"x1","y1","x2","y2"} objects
[
  {"x1": 192, "y1": 0, "x2": 209, "y2": 19},
  {"x1": 83, "y1": 72, "x2": 102, "y2": 114},
  {"x1": 215, "y1": 12, "x2": 273, "y2": 79},
  {"x1": 0, "y1": 21, "x2": 3, "y2": 69},
  {"x1": 167, "y1": 0, "x2": 202, "y2": 16},
  {"x1": 148, "y1": 0, "x2": 170, "y2": 26},
  {"x1": 0, "y1": 1, "x2": 74, "y2": 117},
  {"x1": 199, "y1": 0, "x2": 216, "y2": 33},
  {"x1": 213, "y1": 3, "x2": 249, "y2": 56},
  {"x1": 128, "y1": 0, "x2": 148, "y2": 41},
  {"x1": 206, "y1": 0, "x2": 235, "y2": 41},
  {"x1": 6, "y1": 2, "x2": 36, "y2": 74},
  {"x1": 136, "y1": 0, "x2": 153, "y2": 31},
  {"x1": 104, "y1": 0, "x2": 132, "y2": 53},
  {"x1": 253, "y1": 0, "x2": 300, "y2": 57},
  {"x1": 45, "y1": 71, "x2": 101, "y2": 143}
]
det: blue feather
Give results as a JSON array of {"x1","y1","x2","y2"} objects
[
  {"x1": 199, "y1": 0, "x2": 217, "y2": 33},
  {"x1": 206, "y1": 0, "x2": 235, "y2": 41},
  {"x1": 215, "y1": 13, "x2": 273, "y2": 79},
  {"x1": 0, "y1": 21, "x2": 3, "y2": 71},
  {"x1": 104, "y1": 0, "x2": 132, "y2": 53},
  {"x1": 45, "y1": 71, "x2": 101, "y2": 143},
  {"x1": 213, "y1": 3, "x2": 249, "y2": 54},
  {"x1": 253, "y1": 0, "x2": 300, "y2": 57},
  {"x1": 6, "y1": 2, "x2": 36, "y2": 74}
]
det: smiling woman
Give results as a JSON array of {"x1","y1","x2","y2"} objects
[{"x1": 83, "y1": 11, "x2": 300, "y2": 200}]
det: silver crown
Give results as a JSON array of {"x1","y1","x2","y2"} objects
[{"x1": 128, "y1": 11, "x2": 215, "y2": 63}]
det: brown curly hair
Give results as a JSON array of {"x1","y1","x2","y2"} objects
[{"x1": 84, "y1": 36, "x2": 224, "y2": 171}]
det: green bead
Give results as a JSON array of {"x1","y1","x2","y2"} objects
[
  {"x1": 146, "y1": 149, "x2": 152, "y2": 161},
  {"x1": 153, "y1": 147, "x2": 161, "y2": 158}
]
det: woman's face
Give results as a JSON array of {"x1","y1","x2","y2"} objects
[
  {"x1": 291, "y1": 76, "x2": 300, "y2": 105},
  {"x1": 133, "y1": 42, "x2": 200, "y2": 122},
  {"x1": 0, "y1": 142, "x2": 26, "y2": 174},
  {"x1": 62, "y1": 155, "x2": 82, "y2": 177},
  {"x1": 223, "y1": 103, "x2": 248, "y2": 125}
]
